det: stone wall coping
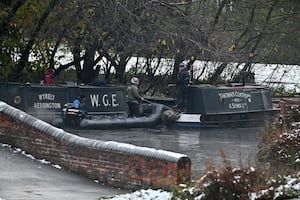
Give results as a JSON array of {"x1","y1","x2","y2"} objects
[{"x1": 0, "y1": 101, "x2": 189, "y2": 163}]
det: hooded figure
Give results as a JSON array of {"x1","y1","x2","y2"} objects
[
  {"x1": 43, "y1": 68, "x2": 55, "y2": 84},
  {"x1": 127, "y1": 77, "x2": 144, "y2": 117}
]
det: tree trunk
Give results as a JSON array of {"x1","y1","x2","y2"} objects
[
  {"x1": 207, "y1": 62, "x2": 227, "y2": 84},
  {"x1": 49, "y1": 28, "x2": 66, "y2": 71},
  {"x1": 115, "y1": 54, "x2": 130, "y2": 85},
  {"x1": 72, "y1": 41, "x2": 82, "y2": 84}
]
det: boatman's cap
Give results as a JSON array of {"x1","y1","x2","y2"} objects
[{"x1": 131, "y1": 77, "x2": 139, "y2": 85}]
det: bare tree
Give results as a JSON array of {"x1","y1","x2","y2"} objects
[{"x1": 8, "y1": 0, "x2": 60, "y2": 81}]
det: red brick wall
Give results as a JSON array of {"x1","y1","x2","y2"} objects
[{"x1": 0, "y1": 101, "x2": 191, "y2": 190}]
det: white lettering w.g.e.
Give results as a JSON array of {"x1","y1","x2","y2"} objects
[{"x1": 90, "y1": 94, "x2": 120, "y2": 107}]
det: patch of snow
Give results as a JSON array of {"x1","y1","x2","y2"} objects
[
  {"x1": 0, "y1": 143, "x2": 63, "y2": 170},
  {"x1": 52, "y1": 164, "x2": 62, "y2": 169},
  {"x1": 100, "y1": 189, "x2": 172, "y2": 200}
]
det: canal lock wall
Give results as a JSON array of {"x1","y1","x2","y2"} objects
[{"x1": 0, "y1": 101, "x2": 191, "y2": 190}]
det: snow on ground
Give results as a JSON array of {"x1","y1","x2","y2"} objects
[
  {"x1": 102, "y1": 177, "x2": 300, "y2": 200},
  {"x1": 0, "y1": 143, "x2": 62, "y2": 170},
  {"x1": 100, "y1": 189, "x2": 172, "y2": 200},
  {"x1": 1, "y1": 140, "x2": 300, "y2": 200}
]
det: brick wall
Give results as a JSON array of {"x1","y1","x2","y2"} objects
[{"x1": 0, "y1": 101, "x2": 191, "y2": 190}]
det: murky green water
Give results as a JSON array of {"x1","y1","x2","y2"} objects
[{"x1": 67, "y1": 127, "x2": 264, "y2": 177}]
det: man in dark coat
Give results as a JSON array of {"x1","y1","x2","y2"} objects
[
  {"x1": 174, "y1": 63, "x2": 190, "y2": 110},
  {"x1": 127, "y1": 77, "x2": 144, "y2": 117}
]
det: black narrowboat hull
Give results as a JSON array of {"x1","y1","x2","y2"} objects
[
  {"x1": 0, "y1": 82, "x2": 279, "y2": 129},
  {"x1": 165, "y1": 110, "x2": 278, "y2": 129},
  {"x1": 0, "y1": 82, "x2": 129, "y2": 126},
  {"x1": 160, "y1": 84, "x2": 279, "y2": 128}
]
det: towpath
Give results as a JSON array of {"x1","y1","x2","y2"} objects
[{"x1": 0, "y1": 144, "x2": 125, "y2": 200}]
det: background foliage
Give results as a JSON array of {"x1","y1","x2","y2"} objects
[{"x1": 0, "y1": 0, "x2": 299, "y2": 88}]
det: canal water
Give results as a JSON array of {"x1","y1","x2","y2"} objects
[{"x1": 68, "y1": 126, "x2": 265, "y2": 178}]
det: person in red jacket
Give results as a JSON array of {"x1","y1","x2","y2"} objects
[{"x1": 43, "y1": 68, "x2": 55, "y2": 84}]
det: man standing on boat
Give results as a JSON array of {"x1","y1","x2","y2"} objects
[
  {"x1": 127, "y1": 77, "x2": 144, "y2": 117},
  {"x1": 174, "y1": 62, "x2": 190, "y2": 111}
]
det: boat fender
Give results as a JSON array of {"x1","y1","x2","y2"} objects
[{"x1": 161, "y1": 109, "x2": 180, "y2": 122}]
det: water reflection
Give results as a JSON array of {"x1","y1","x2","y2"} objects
[{"x1": 68, "y1": 127, "x2": 264, "y2": 177}]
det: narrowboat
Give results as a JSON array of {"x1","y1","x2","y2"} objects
[
  {"x1": 0, "y1": 82, "x2": 279, "y2": 129},
  {"x1": 0, "y1": 82, "x2": 166, "y2": 129},
  {"x1": 160, "y1": 84, "x2": 279, "y2": 128}
]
